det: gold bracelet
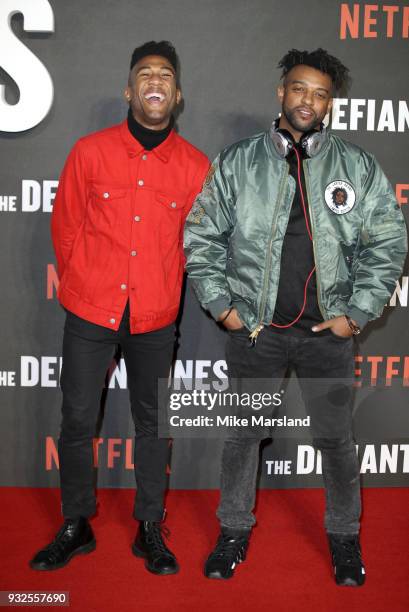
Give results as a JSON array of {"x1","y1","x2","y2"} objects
[{"x1": 345, "y1": 315, "x2": 361, "y2": 335}]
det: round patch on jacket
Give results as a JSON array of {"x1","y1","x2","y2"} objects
[{"x1": 324, "y1": 180, "x2": 356, "y2": 215}]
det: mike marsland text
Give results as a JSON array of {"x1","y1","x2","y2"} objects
[{"x1": 168, "y1": 415, "x2": 310, "y2": 428}]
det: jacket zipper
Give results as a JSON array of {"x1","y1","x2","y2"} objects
[
  {"x1": 249, "y1": 165, "x2": 289, "y2": 345},
  {"x1": 302, "y1": 159, "x2": 325, "y2": 319}
]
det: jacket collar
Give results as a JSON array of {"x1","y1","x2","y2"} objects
[{"x1": 119, "y1": 119, "x2": 177, "y2": 162}]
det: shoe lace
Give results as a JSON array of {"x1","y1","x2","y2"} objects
[
  {"x1": 145, "y1": 523, "x2": 172, "y2": 556},
  {"x1": 212, "y1": 534, "x2": 248, "y2": 561},
  {"x1": 44, "y1": 521, "x2": 77, "y2": 562},
  {"x1": 331, "y1": 537, "x2": 362, "y2": 566}
]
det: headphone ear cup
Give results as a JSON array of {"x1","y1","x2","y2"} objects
[
  {"x1": 270, "y1": 129, "x2": 293, "y2": 158},
  {"x1": 301, "y1": 128, "x2": 327, "y2": 157}
]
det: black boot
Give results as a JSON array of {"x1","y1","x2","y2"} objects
[
  {"x1": 30, "y1": 517, "x2": 96, "y2": 571},
  {"x1": 328, "y1": 533, "x2": 366, "y2": 586},
  {"x1": 132, "y1": 521, "x2": 179, "y2": 575},
  {"x1": 204, "y1": 529, "x2": 250, "y2": 579}
]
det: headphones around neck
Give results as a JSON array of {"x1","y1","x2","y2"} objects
[{"x1": 270, "y1": 118, "x2": 327, "y2": 159}]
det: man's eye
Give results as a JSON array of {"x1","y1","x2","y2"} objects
[
  {"x1": 315, "y1": 93, "x2": 325, "y2": 99},
  {"x1": 161, "y1": 72, "x2": 173, "y2": 79}
]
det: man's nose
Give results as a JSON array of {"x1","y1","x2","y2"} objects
[
  {"x1": 148, "y1": 72, "x2": 161, "y2": 85},
  {"x1": 301, "y1": 90, "x2": 314, "y2": 106}
]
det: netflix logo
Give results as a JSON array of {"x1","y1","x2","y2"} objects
[
  {"x1": 45, "y1": 436, "x2": 171, "y2": 473},
  {"x1": 396, "y1": 184, "x2": 409, "y2": 206},
  {"x1": 340, "y1": 3, "x2": 409, "y2": 39},
  {"x1": 355, "y1": 354, "x2": 409, "y2": 386},
  {"x1": 47, "y1": 264, "x2": 59, "y2": 299}
]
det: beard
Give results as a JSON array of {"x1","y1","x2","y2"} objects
[{"x1": 282, "y1": 104, "x2": 323, "y2": 134}]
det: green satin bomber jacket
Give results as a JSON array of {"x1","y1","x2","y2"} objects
[{"x1": 183, "y1": 129, "x2": 407, "y2": 337}]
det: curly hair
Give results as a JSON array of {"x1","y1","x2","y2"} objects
[
  {"x1": 332, "y1": 187, "x2": 348, "y2": 205},
  {"x1": 278, "y1": 48, "x2": 350, "y2": 95}
]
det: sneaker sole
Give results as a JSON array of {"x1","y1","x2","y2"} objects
[
  {"x1": 29, "y1": 539, "x2": 96, "y2": 571},
  {"x1": 336, "y1": 576, "x2": 366, "y2": 587},
  {"x1": 204, "y1": 570, "x2": 234, "y2": 580},
  {"x1": 204, "y1": 557, "x2": 245, "y2": 580},
  {"x1": 131, "y1": 543, "x2": 179, "y2": 575}
]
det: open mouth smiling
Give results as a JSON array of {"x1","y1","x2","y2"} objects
[{"x1": 144, "y1": 92, "x2": 166, "y2": 104}]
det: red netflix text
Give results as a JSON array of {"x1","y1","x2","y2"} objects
[
  {"x1": 340, "y1": 4, "x2": 409, "y2": 39},
  {"x1": 45, "y1": 437, "x2": 172, "y2": 473},
  {"x1": 396, "y1": 184, "x2": 409, "y2": 206},
  {"x1": 355, "y1": 355, "x2": 409, "y2": 386}
]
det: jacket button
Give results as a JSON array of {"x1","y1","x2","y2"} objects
[
  {"x1": 142, "y1": 154, "x2": 147, "y2": 160},
  {"x1": 103, "y1": 192, "x2": 109, "y2": 199},
  {"x1": 138, "y1": 179, "x2": 144, "y2": 186},
  {"x1": 120, "y1": 284, "x2": 127, "y2": 290},
  {"x1": 134, "y1": 215, "x2": 141, "y2": 222},
  {"x1": 109, "y1": 318, "x2": 116, "y2": 324},
  {"x1": 170, "y1": 202, "x2": 177, "y2": 208},
  {"x1": 131, "y1": 250, "x2": 137, "y2": 256}
]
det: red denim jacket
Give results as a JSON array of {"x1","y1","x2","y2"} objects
[{"x1": 51, "y1": 120, "x2": 210, "y2": 333}]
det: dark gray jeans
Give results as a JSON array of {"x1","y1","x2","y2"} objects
[{"x1": 217, "y1": 327, "x2": 361, "y2": 535}]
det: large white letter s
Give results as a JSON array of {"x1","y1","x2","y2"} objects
[{"x1": 0, "y1": 0, "x2": 54, "y2": 132}]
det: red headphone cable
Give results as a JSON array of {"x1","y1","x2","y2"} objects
[{"x1": 271, "y1": 146, "x2": 315, "y2": 329}]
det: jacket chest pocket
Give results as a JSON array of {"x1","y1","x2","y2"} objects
[
  {"x1": 87, "y1": 186, "x2": 127, "y2": 229},
  {"x1": 152, "y1": 191, "x2": 185, "y2": 241}
]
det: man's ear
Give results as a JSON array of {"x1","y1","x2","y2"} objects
[
  {"x1": 277, "y1": 84, "x2": 284, "y2": 105},
  {"x1": 327, "y1": 97, "x2": 333, "y2": 114},
  {"x1": 176, "y1": 89, "x2": 182, "y2": 105},
  {"x1": 124, "y1": 87, "x2": 131, "y2": 102}
]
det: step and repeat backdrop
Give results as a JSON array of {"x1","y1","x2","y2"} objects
[{"x1": 1, "y1": 0, "x2": 408, "y2": 490}]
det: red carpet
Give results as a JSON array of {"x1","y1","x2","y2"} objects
[{"x1": 0, "y1": 488, "x2": 408, "y2": 611}]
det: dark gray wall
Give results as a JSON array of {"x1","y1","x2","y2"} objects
[{"x1": 1, "y1": 0, "x2": 408, "y2": 489}]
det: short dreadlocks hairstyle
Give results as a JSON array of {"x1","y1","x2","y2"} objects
[{"x1": 278, "y1": 48, "x2": 350, "y2": 95}]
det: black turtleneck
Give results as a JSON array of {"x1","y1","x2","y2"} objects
[{"x1": 127, "y1": 108, "x2": 174, "y2": 150}]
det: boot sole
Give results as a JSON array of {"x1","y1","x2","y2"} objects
[
  {"x1": 131, "y1": 543, "x2": 179, "y2": 575},
  {"x1": 29, "y1": 539, "x2": 96, "y2": 571}
]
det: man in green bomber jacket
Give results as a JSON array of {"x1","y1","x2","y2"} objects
[{"x1": 184, "y1": 49, "x2": 407, "y2": 586}]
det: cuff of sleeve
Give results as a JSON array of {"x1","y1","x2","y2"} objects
[
  {"x1": 206, "y1": 297, "x2": 232, "y2": 321},
  {"x1": 345, "y1": 306, "x2": 369, "y2": 330}
]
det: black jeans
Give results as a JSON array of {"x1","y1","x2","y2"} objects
[
  {"x1": 217, "y1": 327, "x2": 361, "y2": 535},
  {"x1": 58, "y1": 306, "x2": 175, "y2": 521}
]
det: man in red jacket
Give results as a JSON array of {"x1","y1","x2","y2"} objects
[{"x1": 30, "y1": 41, "x2": 209, "y2": 575}]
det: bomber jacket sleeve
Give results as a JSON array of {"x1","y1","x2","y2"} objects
[
  {"x1": 178, "y1": 156, "x2": 211, "y2": 269},
  {"x1": 184, "y1": 153, "x2": 236, "y2": 320},
  {"x1": 184, "y1": 158, "x2": 211, "y2": 222},
  {"x1": 51, "y1": 140, "x2": 88, "y2": 280},
  {"x1": 345, "y1": 154, "x2": 408, "y2": 328}
]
